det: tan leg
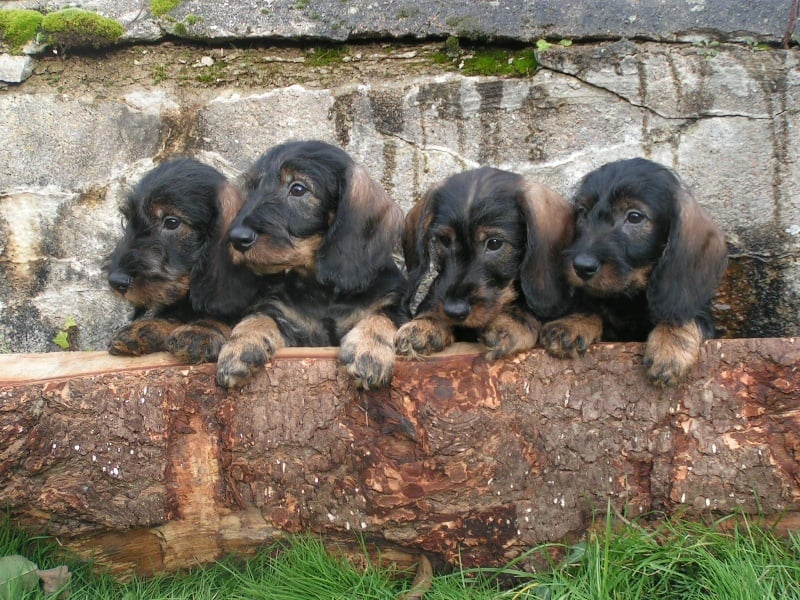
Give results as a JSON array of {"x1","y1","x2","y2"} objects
[
  {"x1": 216, "y1": 315, "x2": 285, "y2": 388},
  {"x1": 108, "y1": 319, "x2": 181, "y2": 356},
  {"x1": 540, "y1": 313, "x2": 604, "y2": 358},
  {"x1": 644, "y1": 321, "x2": 703, "y2": 386},
  {"x1": 165, "y1": 320, "x2": 232, "y2": 364},
  {"x1": 480, "y1": 310, "x2": 541, "y2": 360},
  {"x1": 339, "y1": 314, "x2": 397, "y2": 389},
  {"x1": 394, "y1": 316, "x2": 453, "y2": 359}
]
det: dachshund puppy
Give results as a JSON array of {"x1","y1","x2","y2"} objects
[
  {"x1": 106, "y1": 157, "x2": 262, "y2": 363},
  {"x1": 541, "y1": 157, "x2": 728, "y2": 386},
  {"x1": 216, "y1": 140, "x2": 407, "y2": 390},
  {"x1": 395, "y1": 167, "x2": 574, "y2": 359}
]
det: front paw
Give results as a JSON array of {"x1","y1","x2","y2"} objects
[
  {"x1": 643, "y1": 322, "x2": 702, "y2": 387},
  {"x1": 541, "y1": 314, "x2": 603, "y2": 358},
  {"x1": 481, "y1": 312, "x2": 539, "y2": 360},
  {"x1": 340, "y1": 315, "x2": 397, "y2": 389},
  {"x1": 108, "y1": 319, "x2": 178, "y2": 356},
  {"x1": 215, "y1": 315, "x2": 284, "y2": 388},
  {"x1": 394, "y1": 317, "x2": 453, "y2": 359},
  {"x1": 165, "y1": 321, "x2": 231, "y2": 364}
]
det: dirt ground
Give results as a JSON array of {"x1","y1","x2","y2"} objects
[{"x1": 14, "y1": 40, "x2": 454, "y2": 98}]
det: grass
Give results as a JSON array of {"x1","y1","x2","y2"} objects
[{"x1": 1, "y1": 512, "x2": 798, "y2": 599}]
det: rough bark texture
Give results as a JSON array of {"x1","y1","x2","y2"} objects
[{"x1": 1, "y1": 339, "x2": 799, "y2": 576}]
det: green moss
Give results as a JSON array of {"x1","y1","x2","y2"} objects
[
  {"x1": 0, "y1": 9, "x2": 43, "y2": 52},
  {"x1": 184, "y1": 14, "x2": 202, "y2": 26},
  {"x1": 150, "y1": 0, "x2": 182, "y2": 18},
  {"x1": 462, "y1": 48, "x2": 538, "y2": 77},
  {"x1": 172, "y1": 21, "x2": 187, "y2": 36},
  {"x1": 305, "y1": 45, "x2": 348, "y2": 66},
  {"x1": 40, "y1": 8, "x2": 124, "y2": 51}
]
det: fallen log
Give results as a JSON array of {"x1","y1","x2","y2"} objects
[{"x1": 0, "y1": 339, "x2": 798, "y2": 576}]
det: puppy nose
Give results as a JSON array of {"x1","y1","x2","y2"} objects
[
  {"x1": 443, "y1": 298, "x2": 471, "y2": 321},
  {"x1": 229, "y1": 225, "x2": 258, "y2": 251},
  {"x1": 108, "y1": 271, "x2": 133, "y2": 293},
  {"x1": 573, "y1": 254, "x2": 601, "y2": 280}
]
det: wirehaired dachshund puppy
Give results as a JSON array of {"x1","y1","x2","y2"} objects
[
  {"x1": 541, "y1": 157, "x2": 728, "y2": 386},
  {"x1": 215, "y1": 140, "x2": 407, "y2": 390},
  {"x1": 395, "y1": 166, "x2": 574, "y2": 359},
  {"x1": 106, "y1": 157, "x2": 261, "y2": 363}
]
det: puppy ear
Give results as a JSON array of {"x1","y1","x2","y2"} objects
[
  {"x1": 191, "y1": 182, "x2": 261, "y2": 316},
  {"x1": 401, "y1": 188, "x2": 440, "y2": 315},
  {"x1": 315, "y1": 164, "x2": 403, "y2": 294},
  {"x1": 647, "y1": 191, "x2": 728, "y2": 326},
  {"x1": 518, "y1": 181, "x2": 574, "y2": 319}
]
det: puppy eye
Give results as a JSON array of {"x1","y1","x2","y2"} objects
[
  {"x1": 625, "y1": 211, "x2": 646, "y2": 224},
  {"x1": 485, "y1": 238, "x2": 503, "y2": 252},
  {"x1": 575, "y1": 205, "x2": 588, "y2": 220},
  {"x1": 289, "y1": 182, "x2": 307, "y2": 197},
  {"x1": 162, "y1": 216, "x2": 181, "y2": 230}
]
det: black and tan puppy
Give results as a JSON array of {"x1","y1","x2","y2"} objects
[
  {"x1": 215, "y1": 140, "x2": 407, "y2": 390},
  {"x1": 541, "y1": 157, "x2": 728, "y2": 386},
  {"x1": 106, "y1": 157, "x2": 261, "y2": 363},
  {"x1": 395, "y1": 166, "x2": 574, "y2": 359}
]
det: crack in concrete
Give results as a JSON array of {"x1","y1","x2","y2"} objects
[{"x1": 540, "y1": 64, "x2": 778, "y2": 122}]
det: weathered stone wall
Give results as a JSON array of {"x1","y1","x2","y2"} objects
[{"x1": 0, "y1": 39, "x2": 798, "y2": 352}]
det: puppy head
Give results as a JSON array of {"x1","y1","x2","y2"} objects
[
  {"x1": 404, "y1": 167, "x2": 571, "y2": 327},
  {"x1": 106, "y1": 157, "x2": 231, "y2": 312},
  {"x1": 229, "y1": 140, "x2": 402, "y2": 294},
  {"x1": 567, "y1": 158, "x2": 727, "y2": 323}
]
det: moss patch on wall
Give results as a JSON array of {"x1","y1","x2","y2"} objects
[
  {"x1": 0, "y1": 9, "x2": 44, "y2": 53},
  {"x1": 150, "y1": 0, "x2": 183, "y2": 18},
  {"x1": 40, "y1": 9, "x2": 124, "y2": 51}
]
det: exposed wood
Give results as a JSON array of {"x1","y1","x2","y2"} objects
[{"x1": 1, "y1": 339, "x2": 799, "y2": 577}]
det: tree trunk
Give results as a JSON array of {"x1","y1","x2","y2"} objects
[{"x1": 1, "y1": 339, "x2": 799, "y2": 576}]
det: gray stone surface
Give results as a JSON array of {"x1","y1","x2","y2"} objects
[
  {"x1": 1, "y1": 0, "x2": 795, "y2": 44},
  {"x1": 0, "y1": 54, "x2": 34, "y2": 82},
  {"x1": 0, "y1": 0, "x2": 798, "y2": 353}
]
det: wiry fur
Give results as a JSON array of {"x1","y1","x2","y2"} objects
[
  {"x1": 395, "y1": 166, "x2": 573, "y2": 359},
  {"x1": 216, "y1": 140, "x2": 407, "y2": 389},
  {"x1": 106, "y1": 157, "x2": 261, "y2": 363},
  {"x1": 541, "y1": 158, "x2": 728, "y2": 386}
]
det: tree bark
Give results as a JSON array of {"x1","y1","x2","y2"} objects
[{"x1": 1, "y1": 339, "x2": 799, "y2": 576}]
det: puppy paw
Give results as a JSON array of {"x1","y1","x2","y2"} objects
[
  {"x1": 541, "y1": 314, "x2": 603, "y2": 358},
  {"x1": 643, "y1": 321, "x2": 702, "y2": 387},
  {"x1": 215, "y1": 316, "x2": 284, "y2": 388},
  {"x1": 165, "y1": 320, "x2": 231, "y2": 364},
  {"x1": 108, "y1": 319, "x2": 179, "y2": 356},
  {"x1": 340, "y1": 315, "x2": 397, "y2": 389},
  {"x1": 394, "y1": 317, "x2": 453, "y2": 359},
  {"x1": 481, "y1": 312, "x2": 540, "y2": 360}
]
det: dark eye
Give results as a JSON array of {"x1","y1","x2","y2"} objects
[
  {"x1": 289, "y1": 182, "x2": 307, "y2": 197},
  {"x1": 575, "y1": 205, "x2": 588, "y2": 220},
  {"x1": 625, "y1": 211, "x2": 646, "y2": 224},
  {"x1": 485, "y1": 238, "x2": 503, "y2": 252},
  {"x1": 163, "y1": 216, "x2": 181, "y2": 230}
]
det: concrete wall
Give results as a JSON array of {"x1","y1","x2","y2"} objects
[{"x1": 1, "y1": 40, "x2": 798, "y2": 352}]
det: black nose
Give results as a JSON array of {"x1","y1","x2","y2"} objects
[
  {"x1": 229, "y1": 225, "x2": 258, "y2": 252},
  {"x1": 108, "y1": 271, "x2": 133, "y2": 294},
  {"x1": 573, "y1": 253, "x2": 601, "y2": 280},
  {"x1": 443, "y1": 298, "x2": 471, "y2": 321}
]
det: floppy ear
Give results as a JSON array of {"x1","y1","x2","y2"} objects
[
  {"x1": 518, "y1": 181, "x2": 574, "y2": 319},
  {"x1": 190, "y1": 181, "x2": 262, "y2": 316},
  {"x1": 647, "y1": 191, "x2": 728, "y2": 325},
  {"x1": 315, "y1": 164, "x2": 403, "y2": 294},
  {"x1": 401, "y1": 188, "x2": 440, "y2": 315}
]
